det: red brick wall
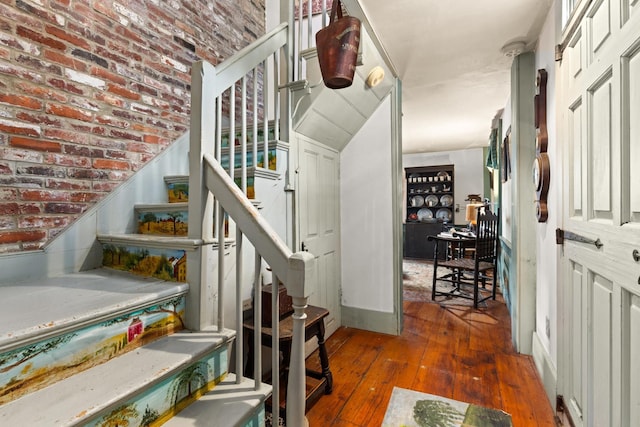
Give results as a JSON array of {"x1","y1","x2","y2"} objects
[{"x1": 0, "y1": 0, "x2": 265, "y2": 253}]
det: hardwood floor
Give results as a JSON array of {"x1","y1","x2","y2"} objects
[{"x1": 305, "y1": 288, "x2": 557, "y2": 426}]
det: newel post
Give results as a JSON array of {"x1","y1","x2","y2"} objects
[{"x1": 286, "y1": 251, "x2": 316, "y2": 427}]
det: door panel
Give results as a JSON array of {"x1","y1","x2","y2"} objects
[
  {"x1": 589, "y1": 0, "x2": 611, "y2": 56},
  {"x1": 589, "y1": 74, "x2": 613, "y2": 218},
  {"x1": 570, "y1": 100, "x2": 584, "y2": 218},
  {"x1": 560, "y1": 2, "x2": 640, "y2": 426},
  {"x1": 626, "y1": 293, "x2": 640, "y2": 425},
  {"x1": 591, "y1": 273, "x2": 613, "y2": 427},
  {"x1": 626, "y1": 46, "x2": 640, "y2": 222},
  {"x1": 566, "y1": 262, "x2": 585, "y2": 423},
  {"x1": 297, "y1": 136, "x2": 340, "y2": 337}
]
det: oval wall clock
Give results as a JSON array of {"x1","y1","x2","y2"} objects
[{"x1": 533, "y1": 153, "x2": 550, "y2": 222}]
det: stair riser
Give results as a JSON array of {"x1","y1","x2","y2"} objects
[
  {"x1": 137, "y1": 209, "x2": 189, "y2": 236},
  {"x1": 167, "y1": 175, "x2": 257, "y2": 201},
  {"x1": 85, "y1": 344, "x2": 229, "y2": 427},
  {"x1": 0, "y1": 296, "x2": 186, "y2": 405},
  {"x1": 102, "y1": 245, "x2": 188, "y2": 282},
  {"x1": 220, "y1": 149, "x2": 277, "y2": 171},
  {"x1": 167, "y1": 181, "x2": 189, "y2": 203}
]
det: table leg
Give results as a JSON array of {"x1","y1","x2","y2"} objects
[
  {"x1": 244, "y1": 329, "x2": 254, "y2": 378},
  {"x1": 316, "y1": 320, "x2": 333, "y2": 394}
]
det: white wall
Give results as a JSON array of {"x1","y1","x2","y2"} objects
[
  {"x1": 340, "y1": 96, "x2": 395, "y2": 313},
  {"x1": 532, "y1": 1, "x2": 560, "y2": 399},
  {"x1": 403, "y1": 148, "x2": 486, "y2": 225}
]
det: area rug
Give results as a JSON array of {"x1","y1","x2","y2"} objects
[
  {"x1": 403, "y1": 258, "x2": 434, "y2": 291},
  {"x1": 403, "y1": 258, "x2": 490, "y2": 307},
  {"x1": 382, "y1": 387, "x2": 512, "y2": 427}
]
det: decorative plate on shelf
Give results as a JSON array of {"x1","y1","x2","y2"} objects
[
  {"x1": 425, "y1": 194, "x2": 439, "y2": 207},
  {"x1": 440, "y1": 194, "x2": 453, "y2": 207},
  {"x1": 410, "y1": 195, "x2": 424, "y2": 207},
  {"x1": 436, "y1": 208, "x2": 452, "y2": 222},
  {"x1": 417, "y1": 208, "x2": 433, "y2": 221},
  {"x1": 436, "y1": 171, "x2": 450, "y2": 181}
]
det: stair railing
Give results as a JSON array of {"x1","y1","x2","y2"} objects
[{"x1": 188, "y1": 21, "x2": 315, "y2": 426}]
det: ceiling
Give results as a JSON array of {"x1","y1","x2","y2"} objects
[{"x1": 358, "y1": 0, "x2": 553, "y2": 154}]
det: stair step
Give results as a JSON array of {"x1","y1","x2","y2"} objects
[
  {"x1": 135, "y1": 202, "x2": 189, "y2": 236},
  {"x1": 165, "y1": 175, "x2": 190, "y2": 203},
  {"x1": 0, "y1": 268, "x2": 189, "y2": 404},
  {"x1": 97, "y1": 233, "x2": 206, "y2": 251},
  {"x1": 164, "y1": 374, "x2": 271, "y2": 427},
  {"x1": 1, "y1": 268, "x2": 188, "y2": 354},
  {"x1": 220, "y1": 147, "x2": 277, "y2": 171},
  {"x1": 0, "y1": 329, "x2": 235, "y2": 426}
]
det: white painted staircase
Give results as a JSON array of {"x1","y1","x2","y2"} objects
[{"x1": 0, "y1": 269, "x2": 269, "y2": 426}]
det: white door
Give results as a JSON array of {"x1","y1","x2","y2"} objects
[
  {"x1": 297, "y1": 135, "x2": 341, "y2": 338},
  {"x1": 558, "y1": 1, "x2": 640, "y2": 426}
]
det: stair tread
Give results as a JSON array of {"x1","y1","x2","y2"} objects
[
  {"x1": 0, "y1": 268, "x2": 188, "y2": 353},
  {"x1": 0, "y1": 329, "x2": 235, "y2": 426},
  {"x1": 98, "y1": 233, "x2": 204, "y2": 245},
  {"x1": 134, "y1": 202, "x2": 189, "y2": 210},
  {"x1": 164, "y1": 374, "x2": 271, "y2": 427}
]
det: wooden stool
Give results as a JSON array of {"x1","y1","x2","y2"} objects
[{"x1": 243, "y1": 305, "x2": 333, "y2": 419}]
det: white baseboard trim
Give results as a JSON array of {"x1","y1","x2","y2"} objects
[
  {"x1": 531, "y1": 330, "x2": 557, "y2": 408},
  {"x1": 341, "y1": 305, "x2": 400, "y2": 336}
]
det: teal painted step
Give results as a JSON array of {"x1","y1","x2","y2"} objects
[
  {"x1": 0, "y1": 329, "x2": 236, "y2": 426},
  {"x1": 221, "y1": 122, "x2": 276, "y2": 148},
  {"x1": 0, "y1": 268, "x2": 188, "y2": 406},
  {"x1": 164, "y1": 374, "x2": 271, "y2": 427},
  {"x1": 220, "y1": 148, "x2": 277, "y2": 171}
]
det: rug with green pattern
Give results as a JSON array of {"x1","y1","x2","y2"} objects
[{"x1": 382, "y1": 387, "x2": 512, "y2": 427}]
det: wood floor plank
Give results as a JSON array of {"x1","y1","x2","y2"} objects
[{"x1": 304, "y1": 288, "x2": 557, "y2": 426}]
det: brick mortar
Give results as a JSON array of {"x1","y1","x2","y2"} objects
[{"x1": 0, "y1": 0, "x2": 265, "y2": 252}]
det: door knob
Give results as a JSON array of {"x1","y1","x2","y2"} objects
[{"x1": 302, "y1": 242, "x2": 308, "y2": 252}]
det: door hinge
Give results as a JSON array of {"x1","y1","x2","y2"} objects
[{"x1": 556, "y1": 228, "x2": 603, "y2": 249}]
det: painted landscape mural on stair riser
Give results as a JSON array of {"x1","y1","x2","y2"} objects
[
  {"x1": 85, "y1": 348, "x2": 228, "y2": 427},
  {"x1": 138, "y1": 211, "x2": 189, "y2": 236},
  {"x1": 0, "y1": 297, "x2": 185, "y2": 404},
  {"x1": 102, "y1": 246, "x2": 187, "y2": 282}
]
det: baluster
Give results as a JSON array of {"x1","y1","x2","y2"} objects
[
  {"x1": 263, "y1": 58, "x2": 269, "y2": 170},
  {"x1": 214, "y1": 96, "x2": 222, "y2": 240},
  {"x1": 253, "y1": 252, "x2": 263, "y2": 390},
  {"x1": 273, "y1": 51, "x2": 280, "y2": 143},
  {"x1": 217, "y1": 203, "x2": 225, "y2": 331},
  {"x1": 241, "y1": 75, "x2": 247, "y2": 194},
  {"x1": 229, "y1": 83, "x2": 236, "y2": 182},
  {"x1": 307, "y1": 0, "x2": 312, "y2": 47},
  {"x1": 297, "y1": 0, "x2": 303, "y2": 80},
  {"x1": 321, "y1": 0, "x2": 327, "y2": 29},
  {"x1": 253, "y1": 67, "x2": 258, "y2": 174},
  {"x1": 235, "y1": 229, "x2": 243, "y2": 384},
  {"x1": 271, "y1": 272, "x2": 280, "y2": 423}
]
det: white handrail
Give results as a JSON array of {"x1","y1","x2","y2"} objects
[{"x1": 204, "y1": 154, "x2": 293, "y2": 282}]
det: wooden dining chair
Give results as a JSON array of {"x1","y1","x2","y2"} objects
[{"x1": 428, "y1": 207, "x2": 500, "y2": 308}]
